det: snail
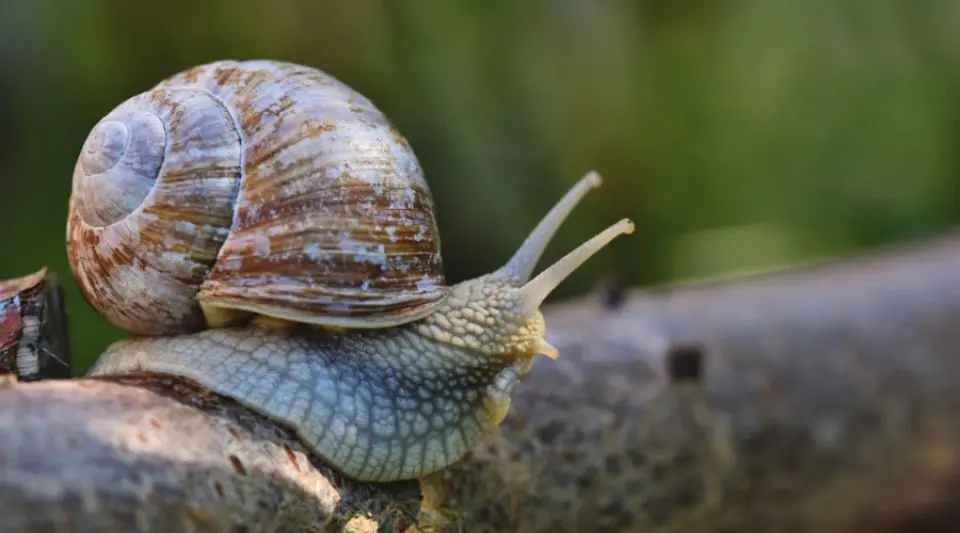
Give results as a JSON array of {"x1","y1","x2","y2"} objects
[{"x1": 69, "y1": 59, "x2": 633, "y2": 482}]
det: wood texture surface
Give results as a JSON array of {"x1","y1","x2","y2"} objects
[{"x1": 2, "y1": 231, "x2": 960, "y2": 532}]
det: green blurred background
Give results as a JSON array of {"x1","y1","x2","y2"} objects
[{"x1": 1, "y1": 0, "x2": 959, "y2": 374}]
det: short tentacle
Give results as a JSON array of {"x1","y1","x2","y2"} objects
[{"x1": 520, "y1": 218, "x2": 634, "y2": 314}]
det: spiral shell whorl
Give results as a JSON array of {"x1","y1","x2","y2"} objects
[
  {"x1": 75, "y1": 114, "x2": 163, "y2": 227},
  {"x1": 67, "y1": 88, "x2": 242, "y2": 335},
  {"x1": 68, "y1": 60, "x2": 448, "y2": 335}
]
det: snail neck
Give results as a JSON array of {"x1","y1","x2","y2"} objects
[
  {"x1": 415, "y1": 273, "x2": 555, "y2": 361},
  {"x1": 418, "y1": 215, "x2": 635, "y2": 362}
]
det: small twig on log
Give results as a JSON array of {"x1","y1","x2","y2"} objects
[
  {"x1": 0, "y1": 268, "x2": 71, "y2": 381},
  {"x1": 3, "y1": 232, "x2": 960, "y2": 532}
]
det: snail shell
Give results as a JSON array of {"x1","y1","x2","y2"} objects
[
  {"x1": 72, "y1": 58, "x2": 636, "y2": 482},
  {"x1": 67, "y1": 60, "x2": 446, "y2": 336}
]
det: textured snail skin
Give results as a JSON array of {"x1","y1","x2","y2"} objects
[{"x1": 88, "y1": 274, "x2": 545, "y2": 482}]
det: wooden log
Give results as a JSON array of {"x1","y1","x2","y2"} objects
[{"x1": 2, "y1": 232, "x2": 960, "y2": 531}]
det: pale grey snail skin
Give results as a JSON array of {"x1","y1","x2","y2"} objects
[
  {"x1": 75, "y1": 60, "x2": 634, "y2": 482},
  {"x1": 88, "y1": 279, "x2": 543, "y2": 482}
]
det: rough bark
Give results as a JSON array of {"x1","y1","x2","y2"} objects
[{"x1": 2, "y1": 232, "x2": 960, "y2": 532}]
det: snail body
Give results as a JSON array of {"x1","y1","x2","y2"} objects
[
  {"x1": 89, "y1": 282, "x2": 536, "y2": 482},
  {"x1": 72, "y1": 60, "x2": 633, "y2": 482}
]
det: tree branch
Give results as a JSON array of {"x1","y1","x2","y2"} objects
[{"x1": 3, "y1": 232, "x2": 960, "y2": 532}]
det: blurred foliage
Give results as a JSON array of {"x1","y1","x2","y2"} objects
[{"x1": 1, "y1": 0, "x2": 959, "y2": 373}]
